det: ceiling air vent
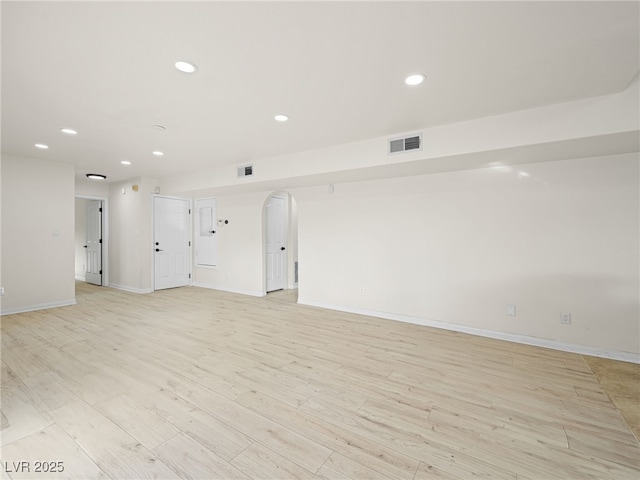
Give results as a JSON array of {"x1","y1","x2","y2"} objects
[
  {"x1": 388, "y1": 133, "x2": 422, "y2": 155},
  {"x1": 237, "y1": 164, "x2": 253, "y2": 178}
]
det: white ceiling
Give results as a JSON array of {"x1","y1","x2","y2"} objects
[{"x1": 2, "y1": 1, "x2": 639, "y2": 184}]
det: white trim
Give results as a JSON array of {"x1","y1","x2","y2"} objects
[
  {"x1": 193, "y1": 281, "x2": 265, "y2": 298},
  {"x1": 75, "y1": 275, "x2": 86, "y2": 281},
  {"x1": 1, "y1": 299, "x2": 77, "y2": 316},
  {"x1": 297, "y1": 298, "x2": 640, "y2": 365},
  {"x1": 109, "y1": 284, "x2": 154, "y2": 294}
]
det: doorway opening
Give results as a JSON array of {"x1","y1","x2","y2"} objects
[
  {"x1": 75, "y1": 195, "x2": 109, "y2": 287},
  {"x1": 263, "y1": 192, "x2": 298, "y2": 300}
]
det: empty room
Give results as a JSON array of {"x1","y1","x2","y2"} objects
[{"x1": 1, "y1": 1, "x2": 639, "y2": 479}]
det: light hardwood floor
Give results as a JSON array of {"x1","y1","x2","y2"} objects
[
  {"x1": 1, "y1": 282, "x2": 638, "y2": 479},
  {"x1": 583, "y1": 355, "x2": 640, "y2": 441}
]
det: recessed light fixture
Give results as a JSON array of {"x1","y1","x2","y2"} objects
[
  {"x1": 35, "y1": 143, "x2": 49, "y2": 149},
  {"x1": 86, "y1": 173, "x2": 107, "y2": 180},
  {"x1": 405, "y1": 74, "x2": 426, "y2": 86},
  {"x1": 121, "y1": 160, "x2": 131, "y2": 165},
  {"x1": 274, "y1": 114, "x2": 289, "y2": 122},
  {"x1": 152, "y1": 151, "x2": 164, "y2": 156},
  {"x1": 60, "y1": 128, "x2": 77, "y2": 135},
  {"x1": 175, "y1": 61, "x2": 197, "y2": 73}
]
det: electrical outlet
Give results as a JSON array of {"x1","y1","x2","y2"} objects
[
  {"x1": 507, "y1": 304, "x2": 516, "y2": 317},
  {"x1": 560, "y1": 313, "x2": 571, "y2": 325},
  {"x1": 359, "y1": 287, "x2": 365, "y2": 295},
  {"x1": 0, "y1": 287, "x2": 4, "y2": 296}
]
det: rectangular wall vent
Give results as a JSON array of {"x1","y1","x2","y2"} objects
[
  {"x1": 237, "y1": 164, "x2": 253, "y2": 177},
  {"x1": 388, "y1": 133, "x2": 422, "y2": 155}
]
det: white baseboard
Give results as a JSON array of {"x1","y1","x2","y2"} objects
[
  {"x1": 298, "y1": 298, "x2": 640, "y2": 364},
  {"x1": 1, "y1": 299, "x2": 77, "y2": 316},
  {"x1": 75, "y1": 275, "x2": 86, "y2": 281},
  {"x1": 109, "y1": 284, "x2": 154, "y2": 294},
  {"x1": 192, "y1": 282, "x2": 265, "y2": 298}
]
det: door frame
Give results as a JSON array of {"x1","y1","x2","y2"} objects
[
  {"x1": 75, "y1": 194, "x2": 109, "y2": 286},
  {"x1": 152, "y1": 194, "x2": 193, "y2": 291},
  {"x1": 262, "y1": 191, "x2": 298, "y2": 295}
]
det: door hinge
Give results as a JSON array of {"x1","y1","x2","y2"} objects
[
  {"x1": 189, "y1": 273, "x2": 191, "y2": 279},
  {"x1": 189, "y1": 209, "x2": 191, "y2": 214},
  {"x1": 188, "y1": 241, "x2": 191, "y2": 246}
]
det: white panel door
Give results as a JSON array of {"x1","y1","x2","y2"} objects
[
  {"x1": 154, "y1": 197, "x2": 191, "y2": 290},
  {"x1": 195, "y1": 198, "x2": 217, "y2": 267},
  {"x1": 266, "y1": 195, "x2": 286, "y2": 292},
  {"x1": 85, "y1": 200, "x2": 102, "y2": 285}
]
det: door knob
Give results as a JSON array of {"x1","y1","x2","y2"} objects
[
  {"x1": 281, "y1": 247, "x2": 286, "y2": 251},
  {"x1": 83, "y1": 245, "x2": 88, "y2": 248},
  {"x1": 155, "y1": 248, "x2": 163, "y2": 252}
]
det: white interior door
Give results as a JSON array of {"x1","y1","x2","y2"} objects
[
  {"x1": 154, "y1": 197, "x2": 191, "y2": 290},
  {"x1": 85, "y1": 200, "x2": 102, "y2": 285},
  {"x1": 266, "y1": 195, "x2": 286, "y2": 292}
]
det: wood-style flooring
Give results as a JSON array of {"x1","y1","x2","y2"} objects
[{"x1": 1, "y1": 282, "x2": 639, "y2": 479}]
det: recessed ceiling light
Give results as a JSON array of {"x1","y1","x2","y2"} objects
[
  {"x1": 60, "y1": 128, "x2": 77, "y2": 135},
  {"x1": 35, "y1": 143, "x2": 49, "y2": 149},
  {"x1": 121, "y1": 160, "x2": 131, "y2": 165},
  {"x1": 175, "y1": 61, "x2": 197, "y2": 73},
  {"x1": 152, "y1": 151, "x2": 164, "y2": 156},
  {"x1": 405, "y1": 74, "x2": 426, "y2": 86},
  {"x1": 86, "y1": 173, "x2": 107, "y2": 180},
  {"x1": 274, "y1": 114, "x2": 289, "y2": 122}
]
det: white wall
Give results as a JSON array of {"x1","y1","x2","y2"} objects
[
  {"x1": 288, "y1": 196, "x2": 298, "y2": 288},
  {"x1": 190, "y1": 190, "x2": 299, "y2": 296},
  {"x1": 192, "y1": 191, "x2": 266, "y2": 296},
  {"x1": 139, "y1": 178, "x2": 158, "y2": 291},
  {"x1": 293, "y1": 153, "x2": 639, "y2": 358},
  {"x1": 74, "y1": 198, "x2": 88, "y2": 279},
  {"x1": 75, "y1": 177, "x2": 110, "y2": 197},
  {"x1": 1, "y1": 154, "x2": 76, "y2": 314},
  {"x1": 108, "y1": 178, "x2": 158, "y2": 293}
]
